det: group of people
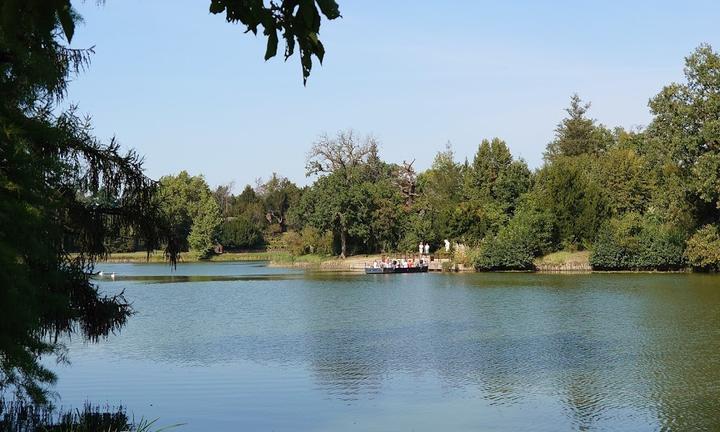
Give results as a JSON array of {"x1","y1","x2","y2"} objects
[
  {"x1": 368, "y1": 240, "x2": 454, "y2": 270},
  {"x1": 418, "y1": 240, "x2": 453, "y2": 254},
  {"x1": 372, "y1": 256, "x2": 427, "y2": 269}
]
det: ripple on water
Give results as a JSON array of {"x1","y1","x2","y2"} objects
[{"x1": 49, "y1": 266, "x2": 720, "y2": 431}]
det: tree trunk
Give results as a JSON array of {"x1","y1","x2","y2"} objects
[{"x1": 340, "y1": 229, "x2": 347, "y2": 259}]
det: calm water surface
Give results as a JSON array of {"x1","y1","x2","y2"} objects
[{"x1": 50, "y1": 262, "x2": 720, "y2": 431}]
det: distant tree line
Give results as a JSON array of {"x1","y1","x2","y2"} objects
[{"x1": 107, "y1": 45, "x2": 720, "y2": 272}]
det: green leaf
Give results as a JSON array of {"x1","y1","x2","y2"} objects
[
  {"x1": 301, "y1": 51, "x2": 312, "y2": 84},
  {"x1": 210, "y1": 0, "x2": 225, "y2": 14},
  {"x1": 285, "y1": 36, "x2": 296, "y2": 59},
  {"x1": 308, "y1": 32, "x2": 319, "y2": 45},
  {"x1": 316, "y1": 40, "x2": 325, "y2": 64},
  {"x1": 265, "y1": 29, "x2": 278, "y2": 61},
  {"x1": 209, "y1": 1, "x2": 226, "y2": 14},
  {"x1": 315, "y1": 0, "x2": 341, "y2": 19},
  {"x1": 299, "y1": 0, "x2": 315, "y2": 28},
  {"x1": 56, "y1": 2, "x2": 75, "y2": 43}
]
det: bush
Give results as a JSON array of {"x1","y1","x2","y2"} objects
[
  {"x1": 266, "y1": 223, "x2": 284, "y2": 235},
  {"x1": 282, "y1": 230, "x2": 305, "y2": 255},
  {"x1": 219, "y1": 217, "x2": 264, "y2": 250},
  {"x1": 636, "y1": 221, "x2": 686, "y2": 269},
  {"x1": 685, "y1": 224, "x2": 720, "y2": 271},
  {"x1": 590, "y1": 213, "x2": 686, "y2": 270},
  {"x1": 452, "y1": 245, "x2": 469, "y2": 266},
  {"x1": 590, "y1": 213, "x2": 641, "y2": 269},
  {"x1": 300, "y1": 226, "x2": 334, "y2": 255},
  {"x1": 474, "y1": 232, "x2": 535, "y2": 271},
  {"x1": 472, "y1": 199, "x2": 554, "y2": 271},
  {"x1": 280, "y1": 227, "x2": 334, "y2": 256}
]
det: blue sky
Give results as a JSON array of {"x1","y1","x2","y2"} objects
[{"x1": 68, "y1": 0, "x2": 720, "y2": 189}]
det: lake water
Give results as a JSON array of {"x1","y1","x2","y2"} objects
[{"x1": 49, "y1": 262, "x2": 720, "y2": 431}]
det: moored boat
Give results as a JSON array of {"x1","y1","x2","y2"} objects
[{"x1": 365, "y1": 265, "x2": 429, "y2": 274}]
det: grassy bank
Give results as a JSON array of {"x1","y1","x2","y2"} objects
[
  {"x1": 99, "y1": 250, "x2": 381, "y2": 272},
  {"x1": 99, "y1": 250, "x2": 330, "y2": 265},
  {"x1": 534, "y1": 250, "x2": 592, "y2": 272},
  {"x1": 534, "y1": 250, "x2": 590, "y2": 266},
  {"x1": 99, "y1": 251, "x2": 169, "y2": 263},
  {"x1": 99, "y1": 249, "x2": 701, "y2": 273}
]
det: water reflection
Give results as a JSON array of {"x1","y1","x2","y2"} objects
[{"x1": 56, "y1": 264, "x2": 720, "y2": 431}]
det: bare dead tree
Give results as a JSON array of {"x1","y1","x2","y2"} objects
[
  {"x1": 305, "y1": 129, "x2": 376, "y2": 177},
  {"x1": 397, "y1": 159, "x2": 418, "y2": 207}
]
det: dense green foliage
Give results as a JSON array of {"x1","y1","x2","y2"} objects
[
  {"x1": 282, "y1": 226, "x2": 334, "y2": 256},
  {"x1": 190, "y1": 45, "x2": 720, "y2": 273},
  {"x1": 0, "y1": 1, "x2": 176, "y2": 403},
  {"x1": 684, "y1": 225, "x2": 720, "y2": 271},
  {"x1": 474, "y1": 194, "x2": 555, "y2": 271},
  {"x1": 544, "y1": 94, "x2": 611, "y2": 161},
  {"x1": 156, "y1": 172, "x2": 221, "y2": 257},
  {"x1": 78, "y1": 44, "x2": 715, "y2": 277},
  {"x1": 219, "y1": 217, "x2": 264, "y2": 250},
  {"x1": 210, "y1": 0, "x2": 341, "y2": 83},
  {"x1": 178, "y1": 45, "x2": 720, "y2": 274},
  {"x1": 474, "y1": 230, "x2": 535, "y2": 271},
  {"x1": 590, "y1": 213, "x2": 686, "y2": 270},
  {"x1": 289, "y1": 131, "x2": 406, "y2": 257}
]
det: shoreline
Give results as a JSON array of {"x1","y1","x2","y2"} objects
[{"x1": 96, "y1": 251, "x2": 702, "y2": 274}]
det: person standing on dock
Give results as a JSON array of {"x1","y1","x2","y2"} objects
[
  {"x1": 424, "y1": 243, "x2": 430, "y2": 255},
  {"x1": 418, "y1": 242, "x2": 423, "y2": 256}
]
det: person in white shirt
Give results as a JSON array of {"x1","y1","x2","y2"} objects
[{"x1": 424, "y1": 243, "x2": 430, "y2": 255}]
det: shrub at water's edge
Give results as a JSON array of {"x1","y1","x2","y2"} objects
[
  {"x1": 472, "y1": 194, "x2": 554, "y2": 271},
  {"x1": 219, "y1": 216, "x2": 265, "y2": 250},
  {"x1": 685, "y1": 225, "x2": 720, "y2": 272},
  {"x1": 589, "y1": 213, "x2": 686, "y2": 271}
]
